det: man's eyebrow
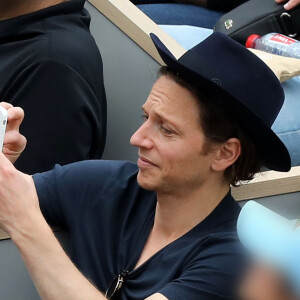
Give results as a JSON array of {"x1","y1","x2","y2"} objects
[{"x1": 141, "y1": 106, "x2": 181, "y2": 133}]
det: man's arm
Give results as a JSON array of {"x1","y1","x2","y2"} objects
[
  {"x1": 13, "y1": 207, "x2": 105, "y2": 300},
  {"x1": 18, "y1": 217, "x2": 168, "y2": 300},
  {"x1": 0, "y1": 105, "x2": 165, "y2": 300},
  {"x1": 0, "y1": 152, "x2": 167, "y2": 300},
  {"x1": 16, "y1": 215, "x2": 169, "y2": 300}
]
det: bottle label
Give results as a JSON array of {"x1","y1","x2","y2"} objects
[{"x1": 270, "y1": 34, "x2": 296, "y2": 45}]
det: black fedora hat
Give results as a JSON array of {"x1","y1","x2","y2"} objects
[{"x1": 150, "y1": 32, "x2": 291, "y2": 172}]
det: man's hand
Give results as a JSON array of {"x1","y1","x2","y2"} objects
[
  {"x1": 0, "y1": 152, "x2": 40, "y2": 238},
  {"x1": 276, "y1": 0, "x2": 300, "y2": 10},
  {"x1": 1, "y1": 102, "x2": 26, "y2": 164}
]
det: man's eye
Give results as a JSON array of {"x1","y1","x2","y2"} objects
[{"x1": 160, "y1": 125, "x2": 173, "y2": 135}]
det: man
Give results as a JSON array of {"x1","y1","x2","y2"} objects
[
  {"x1": 0, "y1": 0, "x2": 107, "y2": 174},
  {"x1": 0, "y1": 33, "x2": 291, "y2": 299},
  {"x1": 238, "y1": 201, "x2": 300, "y2": 300},
  {"x1": 133, "y1": 0, "x2": 300, "y2": 29}
]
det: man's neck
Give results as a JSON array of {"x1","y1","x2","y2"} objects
[
  {"x1": 153, "y1": 179, "x2": 230, "y2": 241},
  {"x1": 0, "y1": 0, "x2": 69, "y2": 21},
  {"x1": 134, "y1": 177, "x2": 230, "y2": 270}
]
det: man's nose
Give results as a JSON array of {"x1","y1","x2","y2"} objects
[{"x1": 130, "y1": 122, "x2": 153, "y2": 149}]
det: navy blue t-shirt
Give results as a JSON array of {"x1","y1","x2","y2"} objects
[{"x1": 33, "y1": 160, "x2": 244, "y2": 300}]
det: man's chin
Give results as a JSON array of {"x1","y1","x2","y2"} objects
[{"x1": 137, "y1": 170, "x2": 158, "y2": 191}]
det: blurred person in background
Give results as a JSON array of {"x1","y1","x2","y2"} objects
[
  {"x1": 132, "y1": 0, "x2": 300, "y2": 28},
  {"x1": 238, "y1": 201, "x2": 300, "y2": 300},
  {"x1": 0, "y1": 0, "x2": 107, "y2": 174}
]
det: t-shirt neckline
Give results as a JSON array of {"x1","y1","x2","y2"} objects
[{"x1": 127, "y1": 190, "x2": 237, "y2": 276}]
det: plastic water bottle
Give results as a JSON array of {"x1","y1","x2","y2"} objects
[{"x1": 246, "y1": 33, "x2": 300, "y2": 59}]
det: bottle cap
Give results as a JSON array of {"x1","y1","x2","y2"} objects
[{"x1": 246, "y1": 35, "x2": 261, "y2": 48}]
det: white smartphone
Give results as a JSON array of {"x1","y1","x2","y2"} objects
[{"x1": 0, "y1": 106, "x2": 7, "y2": 152}]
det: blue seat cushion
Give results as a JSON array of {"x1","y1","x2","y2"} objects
[{"x1": 160, "y1": 25, "x2": 300, "y2": 166}]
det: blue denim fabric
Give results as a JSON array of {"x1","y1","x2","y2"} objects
[
  {"x1": 138, "y1": 4, "x2": 223, "y2": 29},
  {"x1": 160, "y1": 25, "x2": 300, "y2": 166},
  {"x1": 273, "y1": 76, "x2": 300, "y2": 167}
]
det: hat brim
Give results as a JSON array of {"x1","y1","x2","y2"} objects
[{"x1": 151, "y1": 34, "x2": 291, "y2": 172}]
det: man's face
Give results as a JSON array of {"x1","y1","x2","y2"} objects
[
  {"x1": 239, "y1": 263, "x2": 297, "y2": 300},
  {"x1": 130, "y1": 76, "x2": 217, "y2": 193}
]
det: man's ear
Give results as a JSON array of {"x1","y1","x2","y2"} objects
[{"x1": 211, "y1": 138, "x2": 241, "y2": 172}]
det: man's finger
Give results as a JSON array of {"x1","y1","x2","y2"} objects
[
  {"x1": 284, "y1": 0, "x2": 299, "y2": 9},
  {"x1": 6, "y1": 107, "x2": 25, "y2": 132},
  {"x1": 0, "y1": 102, "x2": 13, "y2": 110},
  {"x1": 3, "y1": 130, "x2": 27, "y2": 153},
  {"x1": 3, "y1": 130, "x2": 26, "y2": 165}
]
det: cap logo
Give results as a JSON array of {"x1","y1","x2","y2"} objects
[
  {"x1": 224, "y1": 19, "x2": 233, "y2": 30},
  {"x1": 212, "y1": 78, "x2": 222, "y2": 86}
]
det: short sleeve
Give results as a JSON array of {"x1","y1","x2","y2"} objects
[
  {"x1": 33, "y1": 160, "x2": 138, "y2": 231},
  {"x1": 158, "y1": 234, "x2": 245, "y2": 300},
  {"x1": 8, "y1": 59, "x2": 106, "y2": 174}
]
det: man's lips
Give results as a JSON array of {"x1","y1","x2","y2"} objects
[{"x1": 138, "y1": 156, "x2": 158, "y2": 168}]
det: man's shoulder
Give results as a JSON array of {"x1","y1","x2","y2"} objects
[
  {"x1": 12, "y1": 17, "x2": 102, "y2": 86},
  {"x1": 76, "y1": 160, "x2": 140, "y2": 184},
  {"x1": 205, "y1": 231, "x2": 242, "y2": 251},
  {"x1": 34, "y1": 160, "x2": 143, "y2": 210},
  {"x1": 35, "y1": 160, "x2": 139, "y2": 184},
  {"x1": 185, "y1": 231, "x2": 245, "y2": 274},
  {"x1": 43, "y1": 19, "x2": 102, "y2": 71}
]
